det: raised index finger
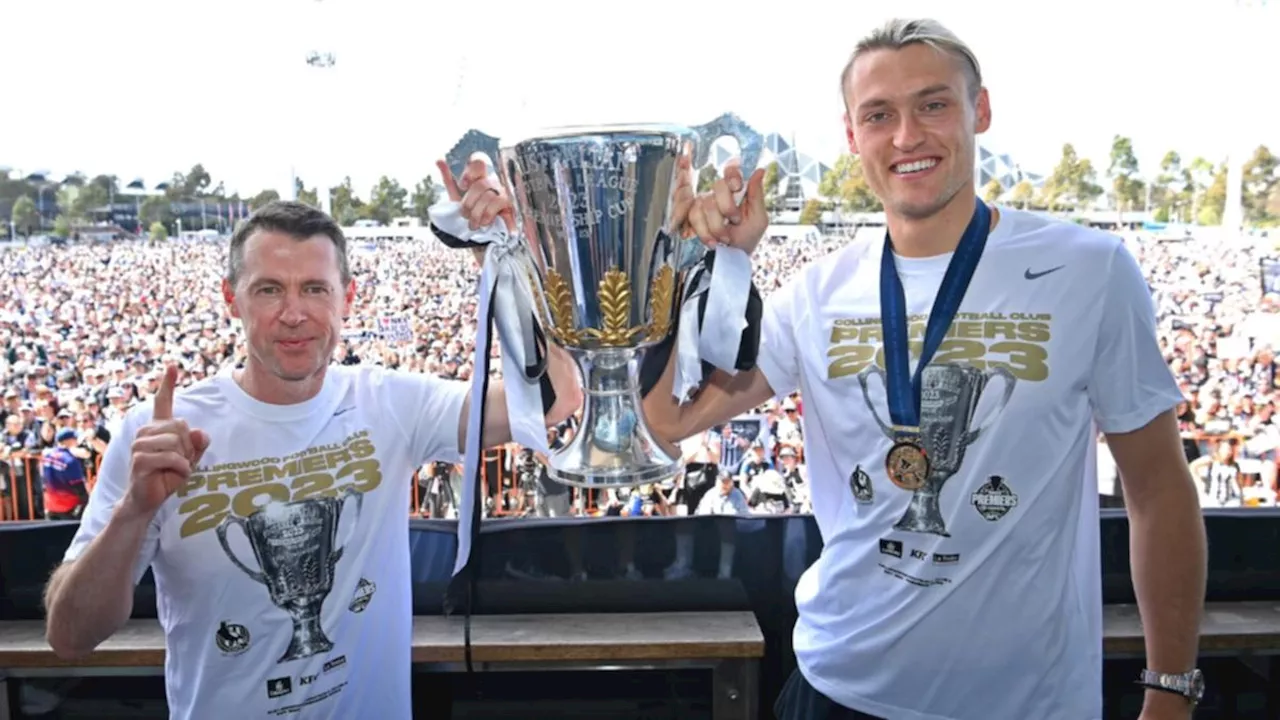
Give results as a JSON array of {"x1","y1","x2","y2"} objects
[{"x1": 153, "y1": 364, "x2": 177, "y2": 420}]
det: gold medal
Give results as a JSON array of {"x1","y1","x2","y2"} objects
[{"x1": 885, "y1": 441, "x2": 929, "y2": 491}]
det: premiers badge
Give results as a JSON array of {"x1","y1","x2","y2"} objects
[
  {"x1": 971, "y1": 475, "x2": 1018, "y2": 521},
  {"x1": 885, "y1": 441, "x2": 929, "y2": 491},
  {"x1": 850, "y1": 465, "x2": 874, "y2": 504}
]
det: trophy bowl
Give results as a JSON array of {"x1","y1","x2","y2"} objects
[{"x1": 453, "y1": 116, "x2": 760, "y2": 488}]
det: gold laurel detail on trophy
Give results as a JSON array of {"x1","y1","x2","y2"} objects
[
  {"x1": 586, "y1": 268, "x2": 644, "y2": 347},
  {"x1": 645, "y1": 265, "x2": 676, "y2": 342},
  {"x1": 542, "y1": 268, "x2": 583, "y2": 346}
]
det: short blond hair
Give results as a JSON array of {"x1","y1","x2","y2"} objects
[{"x1": 840, "y1": 18, "x2": 983, "y2": 106}]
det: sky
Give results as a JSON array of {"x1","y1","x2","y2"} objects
[{"x1": 1, "y1": 0, "x2": 1275, "y2": 198}]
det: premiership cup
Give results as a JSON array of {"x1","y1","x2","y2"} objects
[
  {"x1": 448, "y1": 114, "x2": 761, "y2": 488},
  {"x1": 858, "y1": 363, "x2": 1016, "y2": 536},
  {"x1": 216, "y1": 487, "x2": 364, "y2": 662}
]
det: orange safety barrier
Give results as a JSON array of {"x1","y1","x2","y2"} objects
[{"x1": 0, "y1": 451, "x2": 101, "y2": 521}]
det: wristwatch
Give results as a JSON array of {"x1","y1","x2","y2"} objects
[{"x1": 1136, "y1": 668, "x2": 1205, "y2": 705}]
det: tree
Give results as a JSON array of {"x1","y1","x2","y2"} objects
[
  {"x1": 249, "y1": 189, "x2": 281, "y2": 210},
  {"x1": 1040, "y1": 144, "x2": 1079, "y2": 211},
  {"x1": 1187, "y1": 157, "x2": 1215, "y2": 221},
  {"x1": 329, "y1": 177, "x2": 364, "y2": 226},
  {"x1": 1242, "y1": 145, "x2": 1278, "y2": 225},
  {"x1": 53, "y1": 215, "x2": 72, "y2": 237},
  {"x1": 1074, "y1": 159, "x2": 1104, "y2": 209},
  {"x1": 1198, "y1": 162, "x2": 1228, "y2": 226},
  {"x1": 981, "y1": 178, "x2": 1004, "y2": 203},
  {"x1": 1008, "y1": 180, "x2": 1035, "y2": 209},
  {"x1": 181, "y1": 164, "x2": 213, "y2": 198},
  {"x1": 798, "y1": 199, "x2": 823, "y2": 225},
  {"x1": 818, "y1": 154, "x2": 881, "y2": 213},
  {"x1": 72, "y1": 181, "x2": 109, "y2": 220},
  {"x1": 1107, "y1": 135, "x2": 1142, "y2": 217},
  {"x1": 56, "y1": 186, "x2": 79, "y2": 221},
  {"x1": 1151, "y1": 151, "x2": 1183, "y2": 223},
  {"x1": 10, "y1": 196, "x2": 38, "y2": 234},
  {"x1": 139, "y1": 195, "x2": 172, "y2": 228},
  {"x1": 1041, "y1": 144, "x2": 1103, "y2": 212},
  {"x1": 364, "y1": 176, "x2": 408, "y2": 225},
  {"x1": 696, "y1": 165, "x2": 719, "y2": 193},
  {"x1": 410, "y1": 177, "x2": 440, "y2": 223},
  {"x1": 1265, "y1": 184, "x2": 1280, "y2": 226},
  {"x1": 762, "y1": 162, "x2": 782, "y2": 214},
  {"x1": 149, "y1": 221, "x2": 168, "y2": 242},
  {"x1": 295, "y1": 177, "x2": 319, "y2": 208}
]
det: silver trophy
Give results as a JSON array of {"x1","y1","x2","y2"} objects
[
  {"x1": 859, "y1": 364, "x2": 1016, "y2": 536},
  {"x1": 216, "y1": 487, "x2": 364, "y2": 662},
  {"x1": 448, "y1": 114, "x2": 762, "y2": 488}
]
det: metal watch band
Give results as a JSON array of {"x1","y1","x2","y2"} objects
[{"x1": 1136, "y1": 668, "x2": 1205, "y2": 703}]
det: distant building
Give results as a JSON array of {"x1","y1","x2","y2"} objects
[
  {"x1": 707, "y1": 132, "x2": 833, "y2": 211},
  {"x1": 975, "y1": 145, "x2": 1044, "y2": 192}
]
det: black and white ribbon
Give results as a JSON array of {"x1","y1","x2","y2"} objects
[
  {"x1": 672, "y1": 245, "x2": 755, "y2": 402},
  {"x1": 428, "y1": 200, "x2": 551, "y2": 669}
]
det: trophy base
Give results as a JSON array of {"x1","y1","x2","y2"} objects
[
  {"x1": 547, "y1": 349, "x2": 682, "y2": 489},
  {"x1": 278, "y1": 610, "x2": 334, "y2": 663},
  {"x1": 892, "y1": 487, "x2": 951, "y2": 537}
]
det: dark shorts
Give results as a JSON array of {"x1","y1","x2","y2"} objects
[{"x1": 774, "y1": 669, "x2": 883, "y2": 720}]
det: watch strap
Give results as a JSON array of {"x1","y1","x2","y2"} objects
[{"x1": 1136, "y1": 668, "x2": 1205, "y2": 703}]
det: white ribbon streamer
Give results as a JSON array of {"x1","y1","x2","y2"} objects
[
  {"x1": 428, "y1": 201, "x2": 549, "y2": 577},
  {"x1": 672, "y1": 246, "x2": 753, "y2": 404}
]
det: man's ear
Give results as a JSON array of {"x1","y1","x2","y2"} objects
[
  {"x1": 343, "y1": 278, "x2": 356, "y2": 318},
  {"x1": 973, "y1": 87, "x2": 992, "y2": 135},
  {"x1": 222, "y1": 278, "x2": 240, "y2": 320}
]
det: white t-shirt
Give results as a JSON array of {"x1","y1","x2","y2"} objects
[
  {"x1": 64, "y1": 364, "x2": 467, "y2": 720},
  {"x1": 756, "y1": 207, "x2": 1182, "y2": 720}
]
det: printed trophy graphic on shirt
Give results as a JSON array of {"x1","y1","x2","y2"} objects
[
  {"x1": 446, "y1": 115, "x2": 762, "y2": 488},
  {"x1": 858, "y1": 363, "x2": 1016, "y2": 536},
  {"x1": 215, "y1": 487, "x2": 364, "y2": 663}
]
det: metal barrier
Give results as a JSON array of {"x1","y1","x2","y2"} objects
[{"x1": 3, "y1": 429, "x2": 1278, "y2": 524}]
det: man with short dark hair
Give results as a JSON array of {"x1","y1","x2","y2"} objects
[{"x1": 43, "y1": 200, "x2": 581, "y2": 719}]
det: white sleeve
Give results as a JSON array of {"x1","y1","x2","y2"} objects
[
  {"x1": 63, "y1": 409, "x2": 159, "y2": 585},
  {"x1": 378, "y1": 369, "x2": 470, "y2": 466},
  {"x1": 755, "y1": 283, "x2": 802, "y2": 399},
  {"x1": 1086, "y1": 242, "x2": 1184, "y2": 434}
]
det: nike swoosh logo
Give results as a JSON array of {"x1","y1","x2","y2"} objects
[
  {"x1": 333, "y1": 407, "x2": 355, "y2": 417},
  {"x1": 1024, "y1": 265, "x2": 1065, "y2": 280}
]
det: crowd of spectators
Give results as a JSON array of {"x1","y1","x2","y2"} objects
[{"x1": 1, "y1": 223, "x2": 1276, "y2": 523}]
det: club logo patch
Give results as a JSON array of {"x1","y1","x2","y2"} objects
[
  {"x1": 215, "y1": 621, "x2": 250, "y2": 656},
  {"x1": 849, "y1": 465, "x2": 874, "y2": 504}
]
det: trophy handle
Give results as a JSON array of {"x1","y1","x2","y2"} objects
[
  {"x1": 444, "y1": 129, "x2": 501, "y2": 184},
  {"x1": 215, "y1": 515, "x2": 267, "y2": 584},
  {"x1": 689, "y1": 112, "x2": 764, "y2": 179},
  {"x1": 965, "y1": 366, "x2": 1018, "y2": 444},
  {"x1": 331, "y1": 486, "x2": 365, "y2": 565},
  {"x1": 856, "y1": 367, "x2": 895, "y2": 438}
]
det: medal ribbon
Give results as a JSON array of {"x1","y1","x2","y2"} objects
[{"x1": 879, "y1": 199, "x2": 992, "y2": 437}]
